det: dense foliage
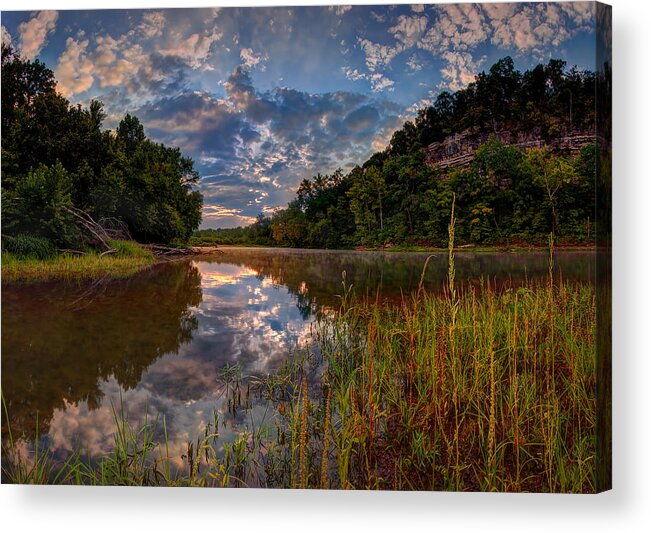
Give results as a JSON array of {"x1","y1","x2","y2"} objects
[
  {"x1": 196, "y1": 57, "x2": 596, "y2": 249},
  {"x1": 1, "y1": 43, "x2": 202, "y2": 249}
]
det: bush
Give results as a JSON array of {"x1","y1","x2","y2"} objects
[
  {"x1": 1, "y1": 234, "x2": 56, "y2": 259},
  {"x1": 9, "y1": 163, "x2": 80, "y2": 247}
]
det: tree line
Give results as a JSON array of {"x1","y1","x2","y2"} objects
[
  {"x1": 1, "y1": 43, "x2": 203, "y2": 253},
  {"x1": 193, "y1": 57, "x2": 597, "y2": 249}
]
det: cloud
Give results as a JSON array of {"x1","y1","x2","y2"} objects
[
  {"x1": 92, "y1": 34, "x2": 149, "y2": 90},
  {"x1": 389, "y1": 14, "x2": 428, "y2": 49},
  {"x1": 203, "y1": 205, "x2": 256, "y2": 226},
  {"x1": 352, "y1": 2, "x2": 596, "y2": 93},
  {"x1": 343, "y1": 66, "x2": 395, "y2": 92},
  {"x1": 138, "y1": 11, "x2": 166, "y2": 38},
  {"x1": 240, "y1": 47, "x2": 268, "y2": 70},
  {"x1": 368, "y1": 73, "x2": 395, "y2": 92},
  {"x1": 406, "y1": 54, "x2": 423, "y2": 73},
  {"x1": 484, "y1": 2, "x2": 594, "y2": 58},
  {"x1": 130, "y1": 68, "x2": 404, "y2": 226},
  {"x1": 370, "y1": 11, "x2": 386, "y2": 23},
  {"x1": 342, "y1": 66, "x2": 365, "y2": 81},
  {"x1": 1, "y1": 25, "x2": 12, "y2": 47},
  {"x1": 328, "y1": 5, "x2": 353, "y2": 17},
  {"x1": 54, "y1": 37, "x2": 95, "y2": 97},
  {"x1": 18, "y1": 10, "x2": 58, "y2": 59},
  {"x1": 159, "y1": 27, "x2": 223, "y2": 69},
  {"x1": 357, "y1": 37, "x2": 401, "y2": 72},
  {"x1": 438, "y1": 51, "x2": 485, "y2": 92}
]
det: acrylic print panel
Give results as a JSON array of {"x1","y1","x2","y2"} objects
[{"x1": 0, "y1": 2, "x2": 611, "y2": 492}]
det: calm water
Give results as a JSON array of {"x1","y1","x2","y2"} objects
[{"x1": 2, "y1": 248, "x2": 595, "y2": 469}]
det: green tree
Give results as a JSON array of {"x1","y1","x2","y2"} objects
[
  {"x1": 525, "y1": 147, "x2": 577, "y2": 235},
  {"x1": 4, "y1": 162, "x2": 78, "y2": 246}
]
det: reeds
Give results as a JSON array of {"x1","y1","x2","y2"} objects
[{"x1": 2, "y1": 205, "x2": 597, "y2": 491}]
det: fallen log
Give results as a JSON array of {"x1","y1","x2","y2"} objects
[
  {"x1": 61, "y1": 205, "x2": 113, "y2": 251},
  {"x1": 57, "y1": 248, "x2": 86, "y2": 255},
  {"x1": 189, "y1": 246, "x2": 224, "y2": 255},
  {"x1": 141, "y1": 244, "x2": 194, "y2": 257}
]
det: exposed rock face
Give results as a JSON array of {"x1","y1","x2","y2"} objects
[{"x1": 424, "y1": 128, "x2": 598, "y2": 170}]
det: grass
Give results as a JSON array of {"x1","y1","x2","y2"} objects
[
  {"x1": 1, "y1": 240, "x2": 155, "y2": 282},
  {"x1": 1, "y1": 208, "x2": 599, "y2": 491}
]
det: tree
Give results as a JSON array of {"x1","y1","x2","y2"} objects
[
  {"x1": 1, "y1": 43, "x2": 55, "y2": 132},
  {"x1": 116, "y1": 114, "x2": 146, "y2": 158},
  {"x1": 525, "y1": 147, "x2": 577, "y2": 235},
  {"x1": 4, "y1": 162, "x2": 78, "y2": 246},
  {"x1": 1, "y1": 47, "x2": 203, "y2": 247}
]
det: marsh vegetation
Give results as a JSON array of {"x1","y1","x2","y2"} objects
[{"x1": 2, "y1": 209, "x2": 599, "y2": 492}]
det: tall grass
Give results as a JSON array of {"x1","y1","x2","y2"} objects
[
  {"x1": 1, "y1": 240, "x2": 154, "y2": 282},
  {"x1": 2, "y1": 206, "x2": 597, "y2": 491}
]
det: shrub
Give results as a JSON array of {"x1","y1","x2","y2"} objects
[{"x1": 1, "y1": 234, "x2": 56, "y2": 259}]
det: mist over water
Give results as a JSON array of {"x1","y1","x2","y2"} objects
[{"x1": 2, "y1": 248, "x2": 595, "y2": 467}]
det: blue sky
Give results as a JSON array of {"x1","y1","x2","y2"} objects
[{"x1": 1, "y1": 3, "x2": 597, "y2": 228}]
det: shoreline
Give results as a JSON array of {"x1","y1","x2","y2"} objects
[
  {"x1": 1, "y1": 243, "x2": 598, "y2": 283},
  {"x1": 0, "y1": 245, "x2": 228, "y2": 283},
  {"x1": 201, "y1": 243, "x2": 598, "y2": 253}
]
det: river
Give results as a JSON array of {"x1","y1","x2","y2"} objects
[{"x1": 1, "y1": 247, "x2": 595, "y2": 470}]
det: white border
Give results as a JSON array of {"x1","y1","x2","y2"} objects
[{"x1": 1, "y1": 1, "x2": 650, "y2": 532}]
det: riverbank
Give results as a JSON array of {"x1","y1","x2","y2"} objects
[
  {"x1": 1, "y1": 249, "x2": 155, "y2": 283},
  {"x1": 1, "y1": 243, "x2": 226, "y2": 282},
  {"x1": 194, "y1": 242, "x2": 596, "y2": 253},
  {"x1": 358, "y1": 242, "x2": 596, "y2": 253}
]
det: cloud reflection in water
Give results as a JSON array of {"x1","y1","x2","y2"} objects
[{"x1": 41, "y1": 259, "x2": 315, "y2": 465}]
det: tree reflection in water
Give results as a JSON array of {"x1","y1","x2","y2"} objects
[{"x1": 2, "y1": 248, "x2": 595, "y2": 466}]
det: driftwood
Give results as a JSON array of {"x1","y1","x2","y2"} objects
[
  {"x1": 141, "y1": 244, "x2": 193, "y2": 257},
  {"x1": 189, "y1": 246, "x2": 224, "y2": 255},
  {"x1": 62, "y1": 206, "x2": 114, "y2": 250},
  {"x1": 61, "y1": 206, "x2": 135, "y2": 256},
  {"x1": 57, "y1": 248, "x2": 87, "y2": 255},
  {"x1": 59, "y1": 206, "x2": 223, "y2": 258}
]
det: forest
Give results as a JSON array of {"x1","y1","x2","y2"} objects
[
  {"x1": 193, "y1": 57, "x2": 597, "y2": 249},
  {"x1": 1, "y1": 43, "x2": 203, "y2": 258}
]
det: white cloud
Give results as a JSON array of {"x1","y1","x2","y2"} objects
[
  {"x1": 352, "y1": 2, "x2": 596, "y2": 93},
  {"x1": 92, "y1": 35, "x2": 150, "y2": 89},
  {"x1": 138, "y1": 11, "x2": 166, "y2": 39},
  {"x1": 18, "y1": 11, "x2": 58, "y2": 59},
  {"x1": 406, "y1": 54, "x2": 423, "y2": 73},
  {"x1": 54, "y1": 37, "x2": 94, "y2": 97},
  {"x1": 484, "y1": 2, "x2": 594, "y2": 58},
  {"x1": 342, "y1": 66, "x2": 365, "y2": 81},
  {"x1": 438, "y1": 51, "x2": 485, "y2": 92},
  {"x1": 411, "y1": 5, "x2": 425, "y2": 14},
  {"x1": 203, "y1": 205, "x2": 255, "y2": 225},
  {"x1": 369, "y1": 73, "x2": 395, "y2": 92},
  {"x1": 342, "y1": 66, "x2": 394, "y2": 93},
  {"x1": 357, "y1": 38, "x2": 400, "y2": 72},
  {"x1": 240, "y1": 48, "x2": 268, "y2": 70},
  {"x1": 159, "y1": 27, "x2": 223, "y2": 69},
  {"x1": 328, "y1": 5, "x2": 353, "y2": 17},
  {"x1": 1, "y1": 25, "x2": 12, "y2": 47},
  {"x1": 389, "y1": 14, "x2": 429, "y2": 48}
]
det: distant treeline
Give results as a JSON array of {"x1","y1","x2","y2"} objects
[
  {"x1": 193, "y1": 57, "x2": 598, "y2": 249},
  {"x1": 1, "y1": 43, "x2": 202, "y2": 252}
]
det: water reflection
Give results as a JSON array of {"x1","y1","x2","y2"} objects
[
  {"x1": 2, "y1": 248, "x2": 595, "y2": 469},
  {"x1": 2, "y1": 262, "x2": 201, "y2": 441}
]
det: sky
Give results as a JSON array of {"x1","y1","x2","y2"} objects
[{"x1": 1, "y1": 3, "x2": 597, "y2": 228}]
